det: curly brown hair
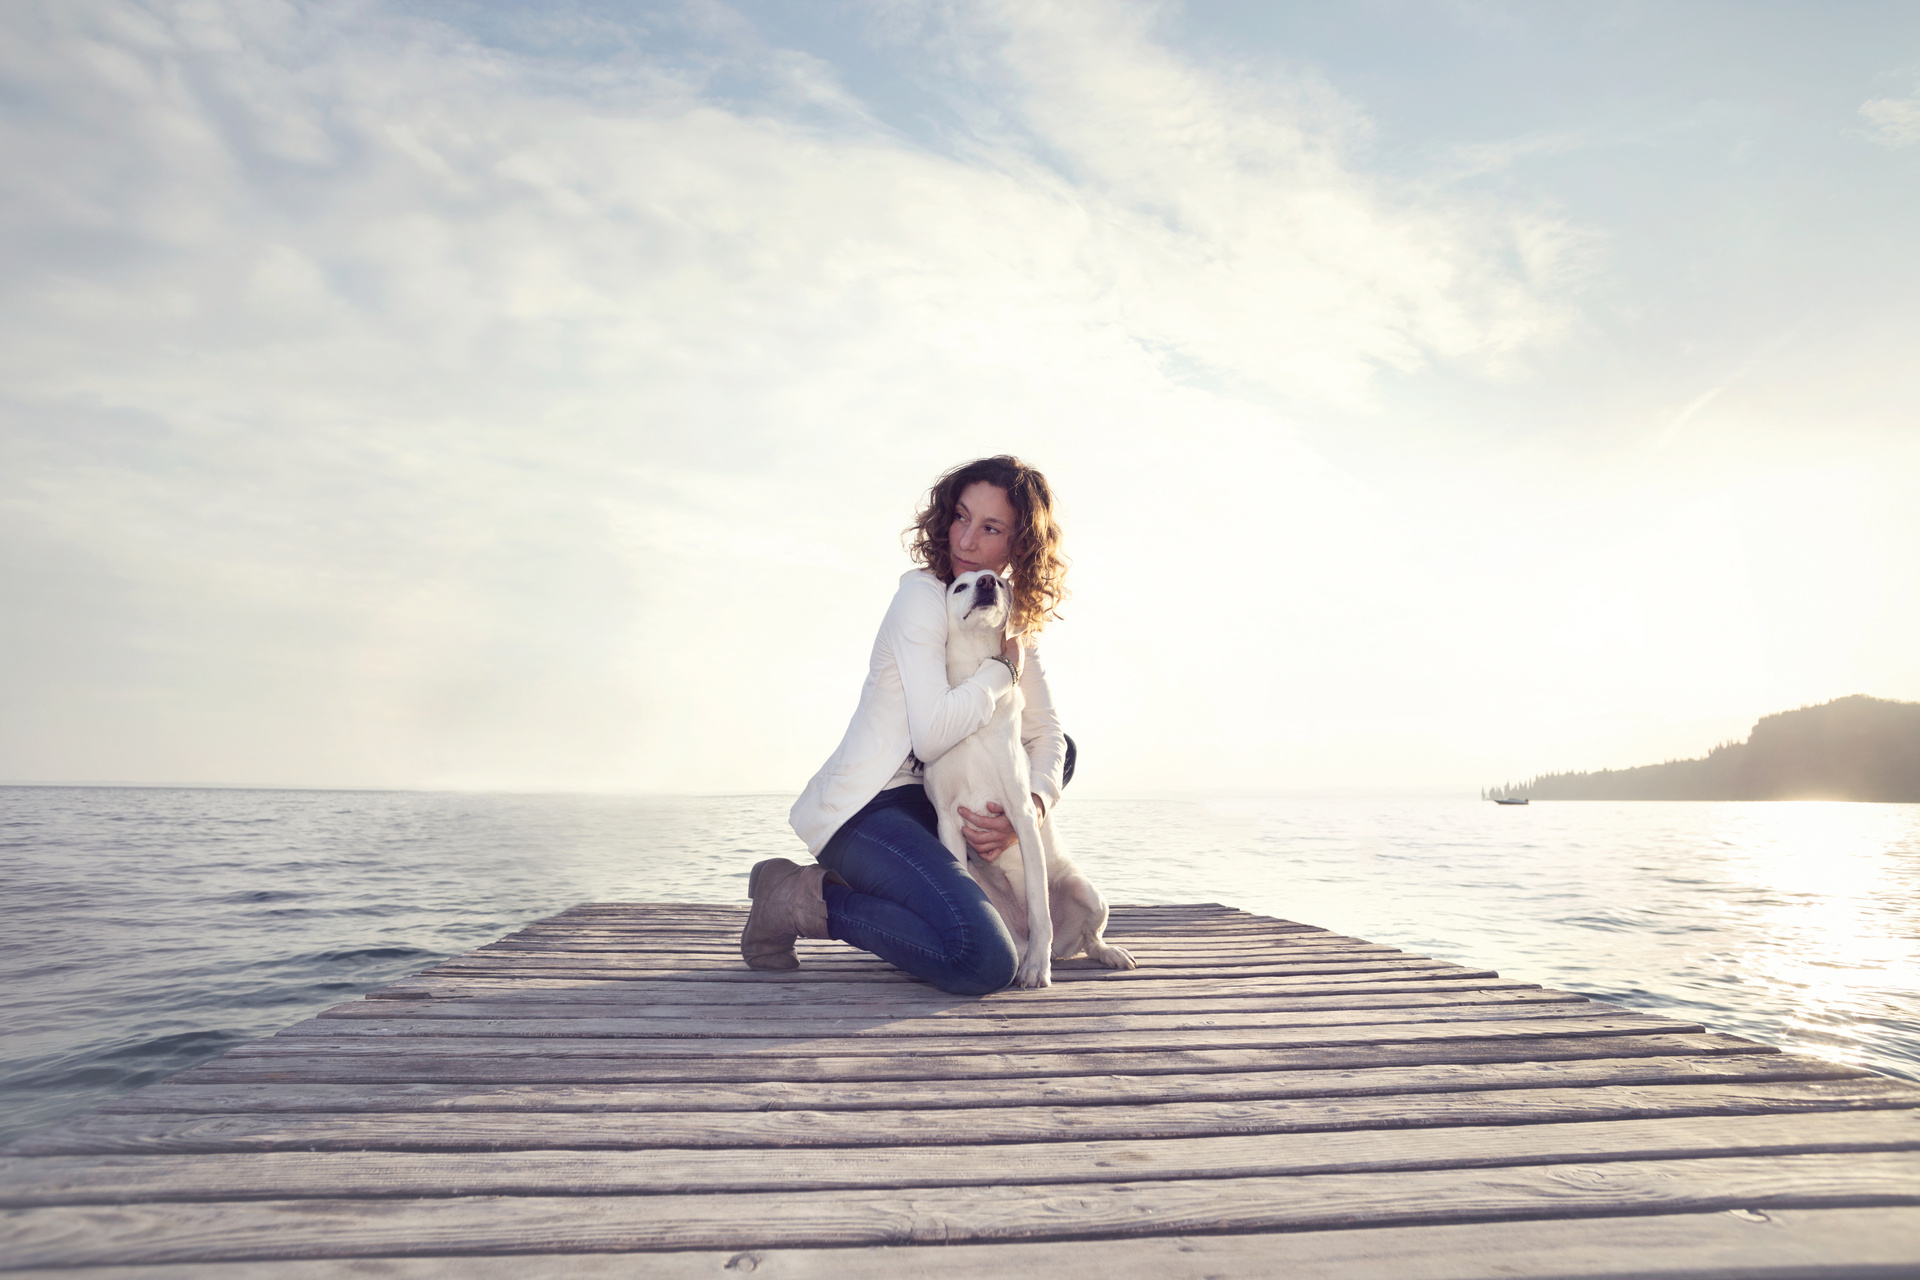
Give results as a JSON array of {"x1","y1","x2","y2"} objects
[{"x1": 906, "y1": 455, "x2": 1069, "y2": 634}]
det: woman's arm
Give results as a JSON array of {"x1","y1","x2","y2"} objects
[
  {"x1": 1018, "y1": 644, "x2": 1068, "y2": 813},
  {"x1": 885, "y1": 575, "x2": 1015, "y2": 765}
]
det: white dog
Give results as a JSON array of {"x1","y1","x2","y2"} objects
[{"x1": 923, "y1": 569, "x2": 1136, "y2": 988}]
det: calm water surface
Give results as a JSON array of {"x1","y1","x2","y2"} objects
[{"x1": 2, "y1": 786, "x2": 1915, "y2": 1145}]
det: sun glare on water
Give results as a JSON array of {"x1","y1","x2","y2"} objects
[{"x1": 1707, "y1": 802, "x2": 1920, "y2": 1072}]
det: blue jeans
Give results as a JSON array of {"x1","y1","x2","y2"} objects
[{"x1": 815, "y1": 786, "x2": 1018, "y2": 997}]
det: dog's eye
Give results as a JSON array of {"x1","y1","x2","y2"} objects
[{"x1": 953, "y1": 583, "x2": 965, "y2": 593}]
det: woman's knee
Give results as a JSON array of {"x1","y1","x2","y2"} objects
[{"x1": 936, "y1": 929, "x2": 1018, "y2": 997}]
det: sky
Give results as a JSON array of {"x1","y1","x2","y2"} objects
[{"x1": 2, "y1": 0, "x2": 1917, "y2": 796}]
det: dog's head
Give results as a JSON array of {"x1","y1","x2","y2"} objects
[{"x1": 945, "y1": 569, "x2": 1011, "y2": 637}]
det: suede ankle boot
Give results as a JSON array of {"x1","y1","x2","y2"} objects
[{"x1": 740, "y1": 857, "x2": 845, "y2": 971}]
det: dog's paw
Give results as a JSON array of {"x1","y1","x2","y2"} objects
[
  {"x1": 1089, "y1": 942, "x2": 1135, "y2": 970},
  {"x1": 1014, "y1": 957, "x2": 1052, "y2": 989}
]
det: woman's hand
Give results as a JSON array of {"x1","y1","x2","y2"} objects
[
  {"x1": 958, "y1": 796, "x2": 1046, "y2": 862},
  {"x1": 999, "y1": 632, "x2": 1026, "y2": 677}
]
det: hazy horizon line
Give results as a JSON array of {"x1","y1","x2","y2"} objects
[{"x1": 0, "y1": 780, "x2": 1483, "y2": 801}]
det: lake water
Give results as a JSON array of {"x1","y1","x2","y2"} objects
[{"x1": 3, "y1": 785, "x2": 1916, "y2": 1146}]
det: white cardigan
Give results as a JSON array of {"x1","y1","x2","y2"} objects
[{"x1": 790, "y1": 568, "x2": 1068, "y2": 855}]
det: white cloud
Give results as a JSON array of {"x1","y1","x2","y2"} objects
[
  {"x1": 1860, "y1": 93, "x2": 1920, "y2": 147},
  {"x1": 902, "y1": 0, "x2": 1586, "y2": 399}
]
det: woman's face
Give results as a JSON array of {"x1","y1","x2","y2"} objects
[{"x1": 949, "y1": 481, "x2": 1017, "y2": 578}]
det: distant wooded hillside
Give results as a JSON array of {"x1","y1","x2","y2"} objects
[{"x1": 1487, "y1": 695, "x2": 1920, "y2": 802}]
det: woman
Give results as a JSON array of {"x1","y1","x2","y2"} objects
[{"x1": 739, "y1": 455, "x2": 1071, "y2": 996}]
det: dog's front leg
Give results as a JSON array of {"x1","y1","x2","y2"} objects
[
  {"x1": 1008, "y1": 805, "x2": 1053, "y2": 988},
  {"x1": 933, "y1": 805, "x2": 975, "y2": 878}
]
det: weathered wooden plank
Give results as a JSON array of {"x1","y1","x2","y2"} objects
[
  {"x1": 87, "y1": 1052, "x2": 1879, "y2": 1116},
  {"x1": 539, "y1": 904, "x2": 1258, "y2": 916},
  {"x1": 367, "y1": 965, "x2": 1504, "y2": 1002},
  {"x1": 6, "y1": 1152, "x2": 1918, "y2": 1264},
  {"x1": 545, "y1": 904, "x2": 1259, "y2": 925},
  {"x1": 508, "y1": 931, "x2": 1355, "y2": 950},
  {"x1": 15, "y1": 1079, "x2": 1918, "y2": 1157},
  {"x1": 416, "y1": 965, "x2": 931, "y2": 984},
  {"x1": 487, "y1": 932, "x2": 1374, "y2": 951},
  {"x1": 437, "y1": 946, "x2": 1416, "y2": 968},
  {"x1": 535, "y1": 911, "x2": 1286, "y2": 922},
  {"x1": 496, "y1": 930, "x2": 1342, "y2": 948},
  {"x1": 542, "y1": 902, "x2": 1235, "y2": 917},
  {"x1": 414, "y1": 959, "x2": 1418, "y2": 983},
  {"x1": 162, "y1": 1030, "x2": 1779, "y2": 1085},
  {"x1": 541, "y1": 910, "x2": 1258, "y2": 919},
  {"x1": 465, "y1": 947, "x2": 1389, "y2": 964},
  {"x1": 445, "y1": 931, "x2": 1408, "y2": 953},
  {"x1": 1104, "y1": 910, "x2": 1263, "y2": 919},
  {"x1": 477, "y1": 953, "x2": 1418, "y2": 971},
  {"x1": 497, "y1": 921, "x2": 1345, "y2": 937},
  {"x1": 475, "y1": 952, "x2": 1393, "y2": 971},
  {"x1": 11, "y1": 1110, "x2": 1920, "y2": 1205},
  {"x1": 319, "y1": 988, "x2": 1581, "y2": 1026},
  {"x1": 281, "y1": 1000, "x2": 1620, "y2": 1044},
  {"x1": 10, "y1": 1207, "x2": 1919, "y2": 1280},
  {"x1": 226, "y1": 1013, "x2": 1692, "y2": 1062},
  {"x1": 500, "y1": 926, "x2": 1344, "y2": 943},
  {"x1": 1099, "y1": 923, "x2": 1327, "y2": 934},
  {"x1": 534, "y1": 931, "x2": 1347, "y2": 951},
  {"x1": 429, "y1": 955, "x2": 901, "y2": 973},
  {"x1": 431, "y1": 946, "x2": 1414, "y2": 970},
  {"x1": 335, "y1": 982, "x2": 1557, "y2": 1022},
  {"x1": 472, "y1": 951, "x2": 1413, "y2": 971},
  {"x1": 412, "y1": 959, "x2": 1496, "y2": 983}
]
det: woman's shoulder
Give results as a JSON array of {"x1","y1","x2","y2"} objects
[
  {"x1": 895, "y1": 567, "x2": 943, "y2": 595},
  {"x1": 882, "y1": 568, "x2": 946, "y2": 631}
]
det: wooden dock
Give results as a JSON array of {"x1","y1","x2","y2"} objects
[{"x1": 5, "y1": 901, "x2": 1920, "y2": 1276}]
